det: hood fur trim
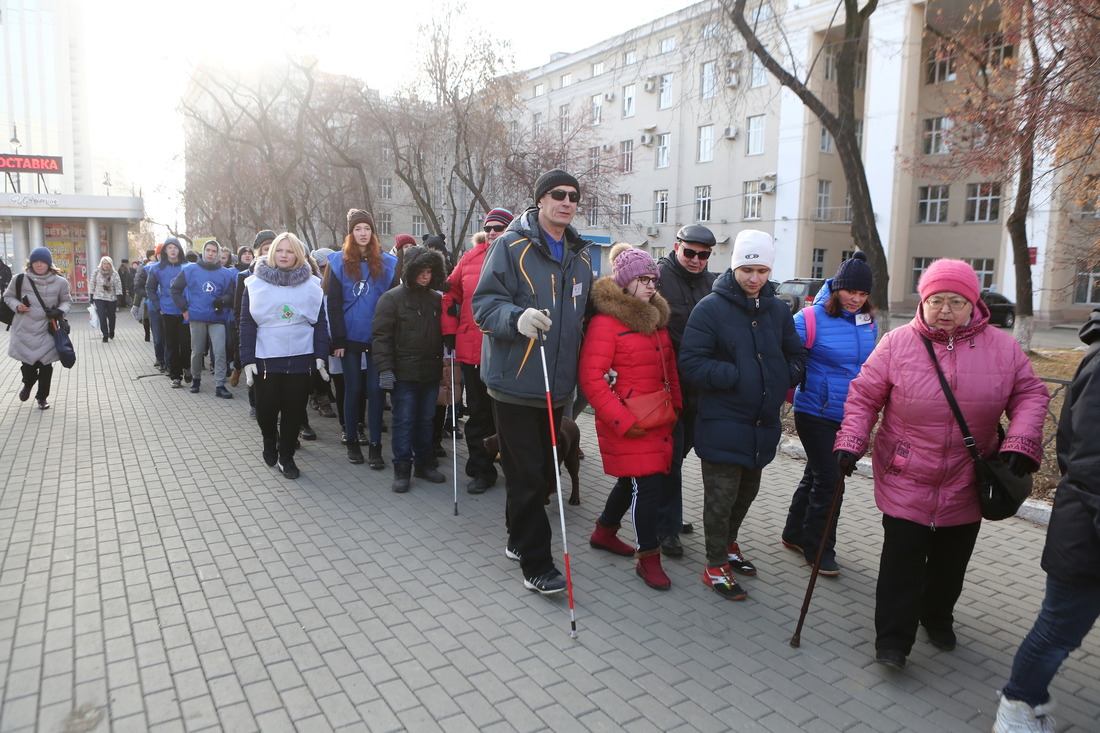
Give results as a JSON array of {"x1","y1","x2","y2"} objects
[
  {"x1": 402, "y1": 246, "x2": 447, "y2": 290},
  {"x1": 590, "y1": 276, "x2": 669, "y2": 334},
  {"x1": 254, "y1": 258, "x2": 314, "y2": 287}
]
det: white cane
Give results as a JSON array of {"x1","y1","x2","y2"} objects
[{"x1": 449, "y1": 353, "x2": 459, "y2": 516}]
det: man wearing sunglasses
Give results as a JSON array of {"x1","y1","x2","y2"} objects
[
  {"x1": 654, "y1": 224, "x2": 718, "y2": 558},
  {"x1": 473, "y1": 169, "x2": 593, "y2": 596}
]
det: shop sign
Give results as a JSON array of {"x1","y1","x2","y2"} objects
[{"x1": 0, "y1": 154, "x2": 64, "y2": 173}]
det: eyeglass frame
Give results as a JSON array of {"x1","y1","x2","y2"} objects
[
  {"x1": 923, "y1": 295, "x2": 971, "y2": 311},
  {"x1": 546, "y1": 189, "x2": 581, "y2": 203},
  {"x1": 634, "y1": 275, "x2": 659, "y2": 286}
]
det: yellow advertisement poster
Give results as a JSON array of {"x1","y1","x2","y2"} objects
[{"x1": 43, "y1": 221, "x2": 106, "y2": 301}]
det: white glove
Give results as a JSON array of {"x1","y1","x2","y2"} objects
[
  {"x1": 316, "y1": 358, "x2": 330, "y2": 382},
  {"x1": 517, "y1": 308, "x2": 551, "y2": 339},
  {"x1": 243, "y1": 364, "x2": 258, "y2": 387},
  {"x1": 603, "y1": 368, "x2": 618, "y2": 389},
  {"x1": 378, "y1": 370, "x2": 396, "y2": 390}
]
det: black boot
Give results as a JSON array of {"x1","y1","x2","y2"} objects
[
  {"x1": 414, "y1": 463, "x2": 446, "y2": 483},
  {"x1": 262, "y1": 439, "x2": 278, "y2": 467},
  {"x1": 392, "y1": 462, "x2": 412, "y2": 493},
  {"x1": 278, "y1": 454, "x2": 300, "y2": 479},
  {"x1": 347, "y1": 440, "x2": 365, "y2": 464},
  {"x1": 367, "y1": 442, "x2": 385, "y2": 470}
]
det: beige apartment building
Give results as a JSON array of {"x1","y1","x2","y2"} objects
[{"x1": 517, "y1": 0, "x2": 1098, "y2": 324}]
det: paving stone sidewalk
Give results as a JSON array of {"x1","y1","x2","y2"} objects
[{"x1": 0, "y1": 316, "x2": 1096, "y2": 732}]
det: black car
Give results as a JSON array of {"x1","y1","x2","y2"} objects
[
  {"x1": 776, "y1": 278, "x2": 827, "y2": 314},
  {"x1": 980, "y1": 290, "x2": 1016, "y2": 328}
]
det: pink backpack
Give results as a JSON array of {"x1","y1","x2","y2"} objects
[{"x1": 785, "y1": 306, "x2": 816, "y2": 404}]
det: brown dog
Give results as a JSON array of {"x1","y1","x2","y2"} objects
[{"x1": 484, "y1": 416, "x2": 581, "y2": 505}]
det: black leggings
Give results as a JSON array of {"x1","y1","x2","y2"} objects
[
  {"x1": 21, "y1": 361, "x2": 54, "y2": 401},
  {"x1": 254, "y1": 371, "x2": 312, "y2": 458},
  {"x1": 93, "y1": 299, "x2": 117, "y2": 339}
]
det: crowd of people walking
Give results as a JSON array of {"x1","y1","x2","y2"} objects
[{"x1": 4, "y1": 165, "x2": 1097, "y2": 732}]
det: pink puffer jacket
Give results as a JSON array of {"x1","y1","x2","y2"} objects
[{"x1": 835, "y1": 301, "x2": 1049, "y2": 527}]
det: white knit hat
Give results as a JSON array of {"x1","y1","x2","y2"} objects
[{"x1": 731, "y1": 229, "x2": 775, "y2": 270}]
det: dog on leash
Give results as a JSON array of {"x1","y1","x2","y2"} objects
[{"x1": 483, "y1": 416, "x2": 581, "y2": 505}]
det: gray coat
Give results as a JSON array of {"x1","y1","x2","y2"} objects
[{"x1": 3, "y1": 270, "x2": 72, "y2": 365}]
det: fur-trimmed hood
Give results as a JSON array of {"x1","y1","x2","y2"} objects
[
  {"x1": 254, "y1": 258, "x2": 314, "y2": 286},
  {"x1": 590, "y1": 276, "x2": 670, "y2": 334},
  {"x1": 401, "y1": 246, "x2": 449, "y2": 291}
]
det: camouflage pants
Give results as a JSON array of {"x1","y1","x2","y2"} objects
[{"x1": 701, "y1": 460, "x2": 763, "y2": 567}]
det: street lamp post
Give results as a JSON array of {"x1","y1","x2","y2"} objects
[{"x1": 8, "y1": 124, "x2": 21, "y2": 193}]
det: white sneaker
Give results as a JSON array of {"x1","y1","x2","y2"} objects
[{"x1": 992, "y1": 694, "x2": 1055, "y2": 733}]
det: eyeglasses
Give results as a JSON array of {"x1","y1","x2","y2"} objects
[
  {"x1": 547, "y1": 189, "x2": 581, "y2": 203},
  {"x1": 635, "y1": 276, "x2": 658, "y2": 286},
  {"x1": 484, "y1": 224, "x2": 506, "y2": 233},
  {"x1": 679, "y1": 247, "x2": 711, "y2": 260},
  {"x1": 925, "y1": 296, "x2": 970, "y2": 311}
]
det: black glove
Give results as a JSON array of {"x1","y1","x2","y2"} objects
[
  {"x1": 835, "y1": 450, "x2": 858, "y2": 477},
  {"x1": 212, "y1": 297, "x2": 227, "y2": 309},
  {"x1": 443, "y1": 334, "x2": 456, "y2": 351},
  {"x1": 446, "y1": 302, "x2": 460, "y2": 317},
  {"x1": 1002, "y1": 451, "x2": 1038, "y2": 477},
  {"x1": 45, "y1": 307, "x2": 63, "y2": 320}
]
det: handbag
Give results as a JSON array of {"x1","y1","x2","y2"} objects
[
  {"x1": 615, "y1": 334, "x2": 677, "y2": 430},
  {"x1": 921, "y1": 337, "x2": 1030, "y2": 520},
  {"x1": 26, "y1": 275, "x2": 77, "y2": 369}
]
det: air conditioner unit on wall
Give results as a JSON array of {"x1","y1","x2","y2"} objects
[
  {"x1": 640, "y1": 133, "x2": 655, "y2": 146},
  {"x1": 726, "y1": 72, "x2": 740, "y2": 88},
  {"x1": 645, "y1": 225, "x2": 659, "y2": 236},
  {"x1": 723, "y1": 126, "x2": 740, "y2": 140},
  {"x1": 602, "y1": 143, "x2": 615, "y2": 152},
  {"x1": 759, "y1": 180, "x2": 775, "y2": 194},
  {"x1": 643, "y1": 80, "x2": 657, "y2": 92},
  {"x1": 604, "y1": 91, "x2": 615, "y2": 101}
]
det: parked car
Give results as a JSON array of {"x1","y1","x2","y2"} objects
[
  {"x1": 981, "y1": 290, "x2": 1016, "y2": 328},
  {"x1": 776, "y1": 278, "x2": 826, "y2": 314}
]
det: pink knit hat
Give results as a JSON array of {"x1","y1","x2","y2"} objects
[
  {"x1": 918, "y1": 259, "x2": 981, "y2": 304},
  {"x1": 611, "y1": 243, "x2": 658, "y2": 288}
]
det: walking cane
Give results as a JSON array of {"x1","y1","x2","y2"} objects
[
  {"x1": 535, "y1": 323, "x2": 579, "y2": 639},
  {"x1": 449, "y1": 354, "x2": 459, "y2": 516},
  {"x1": 790, "y1": 472, "x2": 846, "y2": 647}
]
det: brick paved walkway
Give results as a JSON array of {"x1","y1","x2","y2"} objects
[{"x1": 0, "y1": 315, "x2": 1096, "y2": 731}]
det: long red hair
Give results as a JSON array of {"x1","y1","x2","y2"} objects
[{"x1": 340, "y1": 232, "x2": 382, "y2": 282}]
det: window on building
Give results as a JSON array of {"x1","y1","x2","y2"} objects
[
  {"x1": 823, "y1": 41, "x2": 838, "y2": 83},
  {"x1": 651, "y1": 247, "x2": 667, "y2": 260},
  {"x1": 912, "y1": 256, "x2": 937, "y2": 293},
  {"x1": 926, "y1": 45, "x2": 957, "y2": 84},
  {"x1": 660, "y1": 37, "x2": 676, "y2": 54},
  {"x1": 965, "y1": 182, "x2": 1002, "y2": 222},
  {"x1": 820, "y1": 125, "x2": 834, "y2": 153},
  {"x1": 843, "y1": 193, "x2": 853, "y2": 222},
  {"x1": 382, "y1": 147, "x2": 393, "y2": 162},
  {"x1": 841, "y1": 249, "x2": 855, "y2": 262},
  {"x1": 811, "y1": 248, "x2": 827, "y2": 279},
  {"x1": 619, "y1": 139, "x2": 634, "y2": 173},
  {"x1": 534, "y1": 82, "x2": 545, "y2": 97},
  {"x1": 590, "y1": 94, "x2": 602, "y2": 125},
  {"x1": 379, "y1": 177, "x2": 393, "y2": 200},
  {"x1": 559, "y1": 104, "x2": 571, "y2": 135},
  {"x1": 378, "y1": 213, "x2": 392, "y2": 236},
  {"x1": 815, "y1": 180, "x2": 832, "y2": 220},
  {"x1": 855, "y1": 48, "x2": 867, "y2": 89},
  {"x1": 588, "y1": 146, "x2": 601, "y2": 175},
  {"x1": 746, "y1": 114, "x2": 765, "y2": 155},
  {"x1": 985, "y1": 34, "x2": 1015, "y2": 70},
  {"x1": 750, "y1": 54, "x2": 767, "y2": 87},
  {"x1": 508, "y1": 120, "x2": 519, "y2": 147},
  {"x1": 586, "y1": 196, "x2": 599, "y2": 227},
  {"x1": 695, "y1": 185, "x2": 712, "y2": 221},
  {"x1": 619, "y1": 194, "x2": 632, "y2": 226},
  {"x1": 624, "y1": 49, "x2": 637, "y2": 65},
  {"x1": 622, "y1": 84, "x2": 636, "y2": 117},
  {"x1": 533, "y1": 112, "x2": 544, "y2": 138},
  {"x1": 655, "y1": 133, "x2": 671, "y2": 168},
  {"x1": 1074, "y1": 264, "x2": 1100, "y2": 304},
  {"x1": 658, "y1": 73, "x2": 674, "y2": 109},
  {"x1": 561, "y1": 72, "x2": 572, "y2": 88},
  {"x1": 592, "y1": 61, "x2": 605, "y2": 76},
  {"x1": 964, "y1": 258, "x2": 996, "y2": 289},
  {"x1": 917, "y1": 185, "x2": 950, "y2": 223},
  {"x1": 697, "y1": 124, "x2": 715, "y2": 163},
  {"x1": 743, "y1": 180, "x2": 762, "y2": 220},
  {"x1": 654, "y1": 190, "x2": 669, "y2": 224},
  {"x1": 701, "y1": 60, "x2": 718, "y2": 99},
  {"x1": 702, "y1": 22, "x2": 719, "y2": 40},
  {"x1": 923, "y1": 117, "x2": 953, "y2": 155},
  {"x1": 412, "y1": 215, "x2": 426, "y2": 237}
]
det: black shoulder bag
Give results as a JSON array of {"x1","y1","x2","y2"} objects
[{"x1": 921, "y1": 336, "x2": 1030, "y2": 520}]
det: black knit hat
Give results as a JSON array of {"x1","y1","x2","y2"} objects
[
  {"x1": 832, "y1": 251, "x2": 873, "y2": 293},
  {"x1": 346, "y1": 209, "x2": 375, "y2": 236},
  {"x1": 534, "y1": 169, "x2": 580, "y2": 203},
  {"x1": 253, "y1": 230, "x2": 276, "y2": 248}
]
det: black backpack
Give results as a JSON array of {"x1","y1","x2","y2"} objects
[{"x1": 0, "y1": 274, "x2": 25, "y2": 330}]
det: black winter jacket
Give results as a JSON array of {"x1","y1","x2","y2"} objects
[
  {"x1": 371, "y1": 247, "x2": 446, "y2": 383},
  {"x1": 1042, "y1": 308, "x2": 1100, "y2": 583},
  {"x1": 657, "y1": 254, "x2": 717, "y2": 351}
]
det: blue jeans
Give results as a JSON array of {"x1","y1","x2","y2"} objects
[
  {"x1": 391, "y1": 380, "x2": 439, "y2": 465},
  {"x1": 783, "y1": 412, "x2": 844, "y2": 564},
  {"x1": 148, "y1": 309, "x2": 165, "y2": 365},
  {"x1": 1002, "y1": 575, "x2": 1100, "y2": 707},
  {"x1": 341, "y1": 350, "x2": 383, "y2": 444}
]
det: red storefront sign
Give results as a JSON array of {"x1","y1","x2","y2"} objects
[{"x1": 0, "y1": 154, "x2": 64, "y2": 173}]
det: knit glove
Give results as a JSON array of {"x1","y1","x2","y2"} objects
[
  {"x1": 243, "y1": 364, "x2": 258, "y2": 387},
  {"x1": 517, "y1": 308, "x2": 551, "y2": 339},
  {"x1": 315, "y1": 358, "x2": 330, "y2": 382},
  {"x1": 378, "y1": 370, "x2": 396, "y2": 390},
  {"x1": 1001, "y1": 451, "x2": 1038, "y2": 477},
  {"x1": 835, "y1": 450, "x2": 858, "y2": 477},
  {"x1": 443, "y1": 334, "x2": 456, "y2": 351}
]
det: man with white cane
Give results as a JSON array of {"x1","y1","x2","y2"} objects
[{"x1": 473, "y1": 169, "x2": 593, "y2": 597}]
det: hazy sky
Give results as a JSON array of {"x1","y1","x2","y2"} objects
[{"x1": 83, "y1": 0, "x2": 679, "y2": 230}]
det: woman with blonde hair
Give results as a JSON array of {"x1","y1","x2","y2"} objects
[
  {"x1": 325, "y1": 209, "x2": 399, "y2": 467},
  {"x1": 240, "y1": 233, "x2": 330, "y2": 480},
  {"x1": 90, "y1": 255, "x2": 122, "y2": 342}
]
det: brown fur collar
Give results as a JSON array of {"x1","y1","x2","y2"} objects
[{"x1": 590, "y1": 276, "x2": 670, "y2": 334}]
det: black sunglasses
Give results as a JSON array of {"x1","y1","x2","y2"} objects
[
  {"x1": 484, "y1": 224, "x2": 507, "y2": 233},
  {"x1": 547, "y1": 189, "x2": 581, "y2": 203},
  {"x1": 679, "y1": 247, "x2": 712, "y2": 260}
]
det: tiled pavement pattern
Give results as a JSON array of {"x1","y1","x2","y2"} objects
[{"x1": 1, "y1": 315, "x2": 1097, "y2": 732}]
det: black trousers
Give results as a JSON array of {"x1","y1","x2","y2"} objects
[
  {"x1": 491, "y1": 399, "x2": 563, "y2": 579},
  {"x1": 876, "y1": 514, "x2": 981, "y2": 654},
  {"x1": 93, "y1": 299, "x2": 116, "y2": 339},
  {"x1": 254, "y1": 372, "x2": 311, "y2": 458},
  {"x1": 161, "y1": 313, "x2": 192, "y2": 380},
  {"x1": 461, "y1": 363, "x2": 496, "y2": 480},
  {"x1": 21, "y1": 362, "x2": 54, "y2": 401}
]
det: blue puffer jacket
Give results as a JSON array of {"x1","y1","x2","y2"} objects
[
  {"x1": 147, "y1": 260, "x2": 185, "y2": 316},
  {"x1": 170, "y1": 261, "x2": 237, "y2": 323},
  {"x1": 325, "y1": 250, "x2": 398, "y2": 350},
  {"x1": 792, "y1": 279, "x2": 878, "y2": 423},
  {"x1": 678, "y1": 272, "x2": 807, "y2": 467}
]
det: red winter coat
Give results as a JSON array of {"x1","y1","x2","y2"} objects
[
  {"x1": 579, "y1": 277, "x2": 683, "y2": 479},
  {"x1": 441, "y1": 240, "x2": 490, "y2": 364}
]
